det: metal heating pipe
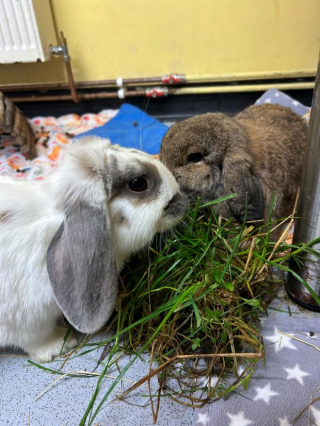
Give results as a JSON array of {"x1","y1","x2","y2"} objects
[
  {"x1": 287, "y1": 52, "x2": 320, "y2": 311},
  {"x1": 9, "y1": 82, "x2": 315, "y2": 103},
  {"x1": 0, "y1": 75, "x2": 186, "y2": 93},
  {"x1": 0, "y1": 70, "x2": 314, "y2": 93}
]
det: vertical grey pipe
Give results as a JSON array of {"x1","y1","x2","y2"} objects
[{"x1": 287, "y1": 53, "x2": 320, "y2": 312}]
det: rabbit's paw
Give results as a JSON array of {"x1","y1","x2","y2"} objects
[{"x1": 27, "y1": 326, "x2": 78, "y2": 362}]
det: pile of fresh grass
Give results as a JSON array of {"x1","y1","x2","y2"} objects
[{"x1": 30, "y1": 195, "x2": 320, "y2": 425}]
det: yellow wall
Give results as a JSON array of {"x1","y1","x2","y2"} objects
[{"x1": 0, "y1": 0, "x2": 319, "y2": 86}]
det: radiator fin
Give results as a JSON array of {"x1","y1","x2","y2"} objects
[{"x1": 0, "y1": 0, "x2": 56, "y2": 64}]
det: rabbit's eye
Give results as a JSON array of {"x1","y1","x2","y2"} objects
[
  {"x1": 128, "y1": 176, "x2": 148, "y2": 192},
  {"x1": 187, "y1": 153, "x2": 203, "y2": 163}
]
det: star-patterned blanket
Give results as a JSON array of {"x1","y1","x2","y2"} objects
[
  {"x1": 194, "y1": 316, "x2": 320, "y2": 426},
  {"x1": 255, "y1": 88, "x2": 310, "y2": 118}
]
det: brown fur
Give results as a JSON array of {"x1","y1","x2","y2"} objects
[
  {"x1": 0, "y1": 211, "x2": 12, "y2": 223},
  {"x1": 160, "y1": 104, "x2": 307, "y2": 231},
  {"x1": 112, "y1": 210, "x2": 129, "y2": 226}
]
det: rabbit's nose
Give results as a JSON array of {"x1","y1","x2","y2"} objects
[{"x1": 164, "y1": 191, "x2": 189, "y2": 216}]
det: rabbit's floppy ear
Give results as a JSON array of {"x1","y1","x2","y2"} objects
[
  {"x1": 222, "y1": 152, "x2": 264, "y2": 223},
  {"x1": 47, "y1": 200, "x2": 118, "y2": 334}
]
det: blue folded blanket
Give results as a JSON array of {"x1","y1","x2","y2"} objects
[{"x1": 75, "y1": 103, "x2": 168, "y2": 155}]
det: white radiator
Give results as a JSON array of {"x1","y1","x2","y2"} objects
[{"x1": 0, "y1": 0, "x2": 57, "y2": 64}]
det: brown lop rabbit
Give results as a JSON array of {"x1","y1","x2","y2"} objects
[{"x1": 160, "y1": 104, "x2": 307, "y2": 233}]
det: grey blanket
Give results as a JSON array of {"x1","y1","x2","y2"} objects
[
  {"x1": 255, "y1": 88, "x2": 310, "y2": 117},
  {"x1": 193, "y1": 317, "x2": 320, "y2": 426}
]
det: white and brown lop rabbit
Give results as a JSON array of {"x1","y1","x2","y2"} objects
[
  {"x1": 0, "y1": 137, "x2": 188, "y2": 361},
  {"x1": 160, "y1": 104, "x2": 307, "y2": 233}
]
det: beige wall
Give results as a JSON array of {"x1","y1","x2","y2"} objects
[{"x1": 0, "y1": 0, "x2": 319, "y2": 86}]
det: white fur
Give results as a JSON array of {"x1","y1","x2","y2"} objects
[{"x1": 0, "y1": 137, "x2": 183, "y2": 361}]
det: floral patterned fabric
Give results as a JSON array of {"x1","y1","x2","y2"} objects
[{"x1": 0, "y1": 109, "x2": 118, "y2": 180}]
